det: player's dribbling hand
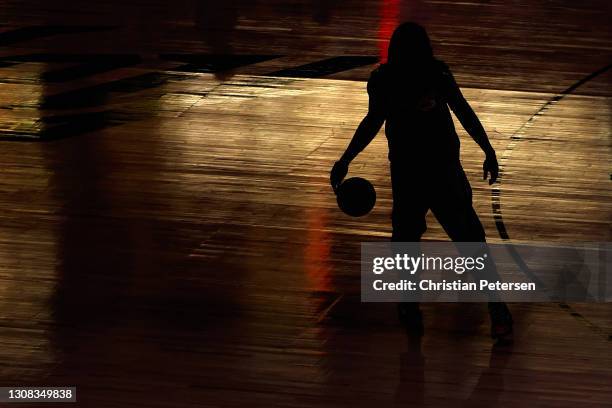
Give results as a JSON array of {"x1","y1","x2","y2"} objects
[
  {"x1": 483, "y1": 153, "x2": 499, "y2": 185},
  {"x1": 330, "y1": 160, "x2": 349, "y2": 193}
]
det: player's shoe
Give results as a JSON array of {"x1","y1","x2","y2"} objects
[
  {"x1": 397, "y1": 302, "x2": 424, "y2": 336},
  {"x1": 488, "y1": 302, "x2": 513, "y2": 342}
]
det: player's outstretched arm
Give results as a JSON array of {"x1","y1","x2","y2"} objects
[
  {"x1": 331, "y1": 67, "x2": 387, "y2": 192},
  {"x1": 444, "y1": 69, "x2": 499, "y2": 184},
  {"x1": 330, "y1": 113, "x2": 384, "y2": 192}
]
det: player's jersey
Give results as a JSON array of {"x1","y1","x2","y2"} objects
[{"x1": 367, "y1": 59, "x2": 462, "y2": 167}]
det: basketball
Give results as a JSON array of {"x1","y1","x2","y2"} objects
[{"x1": 336, "y1": 177, "x2": 376, "y2": 217}]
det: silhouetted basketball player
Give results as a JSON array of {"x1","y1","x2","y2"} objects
[{"x1": 330, "y1": 22, "x2": 513, "y2": 340}]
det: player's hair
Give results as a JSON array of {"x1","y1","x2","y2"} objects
[{"x1": 387, "y1": 22, "x2": 433, "y2": 66}]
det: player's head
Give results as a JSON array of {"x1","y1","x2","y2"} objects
[{"x1": 388, "y1": 22, "x2": 433, "y2": 66}]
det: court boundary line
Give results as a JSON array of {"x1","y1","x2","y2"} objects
[{"x1": 491, "y1": 63, "x2": 612, "y2": 340}]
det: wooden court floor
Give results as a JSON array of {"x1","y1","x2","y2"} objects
[{"x1": 0, "y1": 1, "x2": 610, "y2": 407}]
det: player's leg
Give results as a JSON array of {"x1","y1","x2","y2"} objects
[
  {"x1": 390, "y1": 162, "x2": 429, "y2": 334},
  {"x1": 430, "y1": 167, "x2": 485, "y2": 242},
  {"x1": 431, "y1": 167, "x2": 513, "y2": 341},
  {"x1": 390, "y1": 162, "x2": 429, "y2": 241}
]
